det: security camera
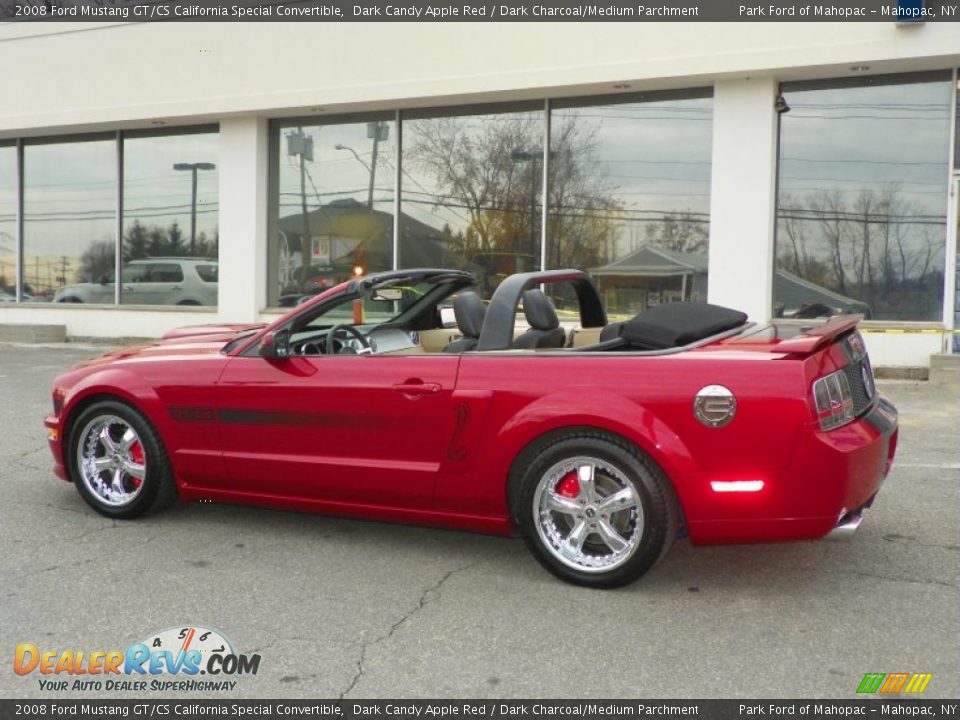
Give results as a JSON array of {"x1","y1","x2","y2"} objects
[{"x1": 774, "y1": 95, "x2": 791, "y2": 114}]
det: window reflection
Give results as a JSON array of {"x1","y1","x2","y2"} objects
[
  {"x1": 400, "y1": 107, "x2": 544, "y2": 296},
  {"x1": 775, "y1": 74, "x2": 952, "y2": 322},
  {"x1": 23, "y1": 139, "x2": 115, "y2": 304},
  {"x1": 121, "y1": 131, "x2": 218, "y2": 306},
  {"x1": 550, "y1": 94, "x2": 713, "y2": 316},
  {"x1": 269, "y1": 117, "x2": 396, "y2": 307},
  {"x1": 0, "y1": 145, "x2": 15, "y2": 302}
]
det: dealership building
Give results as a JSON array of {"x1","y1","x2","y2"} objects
[{"x1": 1, "y1": 21, "x2": 958, "y2": 369}]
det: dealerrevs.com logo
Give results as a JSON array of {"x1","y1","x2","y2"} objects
[{"x1": 14, "y1": 626, "x2": 261, "y2": 692}]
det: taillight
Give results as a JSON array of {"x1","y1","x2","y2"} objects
[{"x1": 812, "y1": 370, "x2": 855, "y2": 431}]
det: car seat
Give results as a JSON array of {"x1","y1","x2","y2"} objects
[
  {"x1": 443, "y1": 291, "x2": 486, "y2": 353},
  {"x1": 512, "y1": 290, "x2": 566, "y2": 350}
]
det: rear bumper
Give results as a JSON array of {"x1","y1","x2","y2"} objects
[
  {"x1": 44, "y1": 413, "x2": 69, "y2": 482},
  {"x1": 686, "y1": 393, "x2": 898, "y2": 545}
]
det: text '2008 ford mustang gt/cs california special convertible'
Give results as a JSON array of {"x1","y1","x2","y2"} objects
[{"x1": 44, "y1": 268, "x2": 898, "y2": 588}]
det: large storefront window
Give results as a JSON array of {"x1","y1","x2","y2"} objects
[
  {"x1": 400, "y1": 104, "x2": 544, "y2": 296},
  {"x1": 268, "y1": 116, "x2": 397, "y2": 307},
  {"x1": 14, "y1": 129, "x2": 218, "y2": 307},
  {"x1": 122, "y1": 130, "x2": 219, "y2": 306},
  {"x1": 775, "y1": 72, "x2": 953, "y2": 322},
  {"x1": 0, "y1": 144, "x2": 14, "y2": 301},
  {"x1": 267, "y1": 97, "x2": 712, "y2": 308},
  {"x1": 23, "y1": 137, "x2": 116, "y2": 303},
  {"x1": 549, "y1": 91, "x2": 712, "y2": 316}
]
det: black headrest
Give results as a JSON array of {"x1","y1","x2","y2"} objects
[
  {"x1": 453, "y1": 291, "x2": 485, "y2": 339},
  {"x1": 620, "y1": 302, "x2": 748, "y2": 349},
  {"x1": 521, "y1": 290, "x2": 559, "y2": 331}
]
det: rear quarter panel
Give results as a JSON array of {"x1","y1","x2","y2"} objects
[{"x1": 437, "y1": 351, "x2": 810, "y2": 525}]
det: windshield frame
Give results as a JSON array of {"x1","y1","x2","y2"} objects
[{"x1": 235, "y1": 268, "x2": 476, "y2": 357}]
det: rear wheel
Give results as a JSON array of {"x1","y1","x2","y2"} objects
[
  {"x1": 511, "y1": 430, "x2": 678, "y2": 588},
  {"x1": 68, "y1": 400, "x2": 177, "y2": 518}
]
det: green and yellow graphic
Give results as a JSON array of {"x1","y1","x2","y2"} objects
[{"x1": 857, "y1": 672, "x2": 933, "y2": 694}]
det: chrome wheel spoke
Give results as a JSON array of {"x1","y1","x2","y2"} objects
[
  {"x1": 577, "y1": 464, "x2": 596, "y2": 502},
  {"x1": 562, "y1": 520, "x2": 590, "y2": 556},
  {"x1": 98, "y1": 425, "x2": 119, "y2": 453},
  {"x1": 90, "y1": 457, "x2": 113, "y2": 474},
  {"x1": 119, "y1": 427, "x2": 137, "y2": 452},
  {"x1": 544, "y1": 491, "x2": 581, "y2": 517},
  {"x1": 111, "y1": 468, "x2": 125, "y2": 495},
  {"x1": 596, "y1": 519, "x2": 630, "y2": 553},
  {"x1": 599, "y1": 488, "x2": 637, "y2": 512},
  {"x1": 122, "y1": 459, "x2": 145, "y2": 480}
]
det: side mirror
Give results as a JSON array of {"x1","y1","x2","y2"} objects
[{"x1": 259, "y1": 328, "x2": 291, "y2": 359}]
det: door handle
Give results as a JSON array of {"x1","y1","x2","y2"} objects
[{"x1": 392, "y1": 381, "x2": 441, "y2": 396}]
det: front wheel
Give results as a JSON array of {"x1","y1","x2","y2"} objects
[
  {"x1": 511, "y1": 430, "x2": 678, "y2": 588},
  {"x1": 67, "y1": 400, "x2": 177, "y2": 519}
]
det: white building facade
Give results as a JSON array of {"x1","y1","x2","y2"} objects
[{"x1": 1, "y1": 21, "x2": 958, "y2": 367}]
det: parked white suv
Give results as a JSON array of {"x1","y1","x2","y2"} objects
[{"x1": 54, "y1": 258, "x2": 218, "y2": 306}]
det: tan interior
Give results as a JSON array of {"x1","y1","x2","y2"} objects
[
  {"x1": 378, "y1": 325, "x2": 611, "y2": 355},
  {"x1": 419, "y1": 328, "x2": 462, "y2": 352},
  {"x1": 567, "y1": 327, "x2": 603, "y2": 348}
]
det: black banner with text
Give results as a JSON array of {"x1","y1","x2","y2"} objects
[
  {"x1": 1, "y1": 699, "x2": 958, "y2": 720},
  {"x1": 3, "y1": 0, "x2": 959, "y2": 22}
]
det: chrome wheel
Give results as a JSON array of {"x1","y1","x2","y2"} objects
[
  {"x1": 533, "y1": 456, "x2": 643, "y2": 573},
  {"x1": 76, "y1": 415, "x2": 147, "y2": 507}
]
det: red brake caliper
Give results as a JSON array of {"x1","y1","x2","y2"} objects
[
  {"x1": 129, "y1": 442, "x2": 144, "y2": 487},
  {"x1": 556, "y1": 471, "x2": 580, "y2": 498}
]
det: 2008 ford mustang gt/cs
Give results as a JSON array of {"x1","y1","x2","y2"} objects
[{"x1": 44, "y1": 268, "x2": 898, "y2": 587}]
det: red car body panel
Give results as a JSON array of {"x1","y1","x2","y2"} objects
[{"x1": 44, "y1": 279, "x2": 897, "y2": 546}]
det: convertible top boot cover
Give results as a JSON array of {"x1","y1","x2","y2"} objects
[{"x1": 617, "y1": 302, "x2": 748, "y2": 350}]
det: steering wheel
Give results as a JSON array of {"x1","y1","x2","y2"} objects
[{"x1": 325, "y1": 324, "x2": 371, "y2": 355}]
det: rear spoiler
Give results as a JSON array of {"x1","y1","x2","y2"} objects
[{"x1": 773, "y1": 315, "x2": 863, "y2": 355}]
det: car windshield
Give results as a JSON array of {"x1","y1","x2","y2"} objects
[{"x1": 301, "y1": 281, "x2": 432, "y2": 332}]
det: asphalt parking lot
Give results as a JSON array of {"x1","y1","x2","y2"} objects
[{"x1": 0, "y1": 342, "x2": 957, "y2": 700}]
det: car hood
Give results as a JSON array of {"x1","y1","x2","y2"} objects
[
  {"x1": 161, "y1": 323, "x2": 265, "y2": 340},
  {"x1": 70, "y1": 326, "x2": 262, "y2": 371}
]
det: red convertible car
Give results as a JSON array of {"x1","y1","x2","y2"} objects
[{"x1": 44, "y1": 268, "x2": 898, "y2": 588}]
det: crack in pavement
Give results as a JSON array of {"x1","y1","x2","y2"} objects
[
  {"x1": 8, "y1": 445, "x2": 47, "y2": 460},
  {"x1": 881, "y1": 534, "x2": 960, "y2": 552},
  {"x1": 337, "y1": 560, "x2": 480, "y2": 700},
  {"x1": 848, "y1": 569, "x2": 956, "y2": 589}
]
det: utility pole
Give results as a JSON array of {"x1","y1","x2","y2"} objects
[
  {"x1": 286, "y1": 128, "x2": 314, "y2": 273},
  {"x1": 335, "y1": 122, "x2": 389, "y2": 209},
  {"x1": 58, "y1": 255, "x2": 70, "y2": 287},
  {"x1": 173, "y1": 162, "x2": 216, "y2": 255},
  {"x1": 366, "y1": 121, "x2": 388, "y2": 209}
]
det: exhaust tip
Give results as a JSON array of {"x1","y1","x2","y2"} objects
[{"x1": 827, "y1": 511, "x2": 864, "y2": 541}]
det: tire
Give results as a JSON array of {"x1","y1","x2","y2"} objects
[
  {"x1": 510, "y1": 429, "x2": 678, "y2": 588},
  {"x1": 176, "y1": 300, "x2": 201, "y2": 306},
  {"x1": 67, "y1": 399, "x2": 178, "y2": 519}
]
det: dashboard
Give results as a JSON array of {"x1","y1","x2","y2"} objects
[{"x1": 293, "y1": 327, "x2": 421, "y2": 356}]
